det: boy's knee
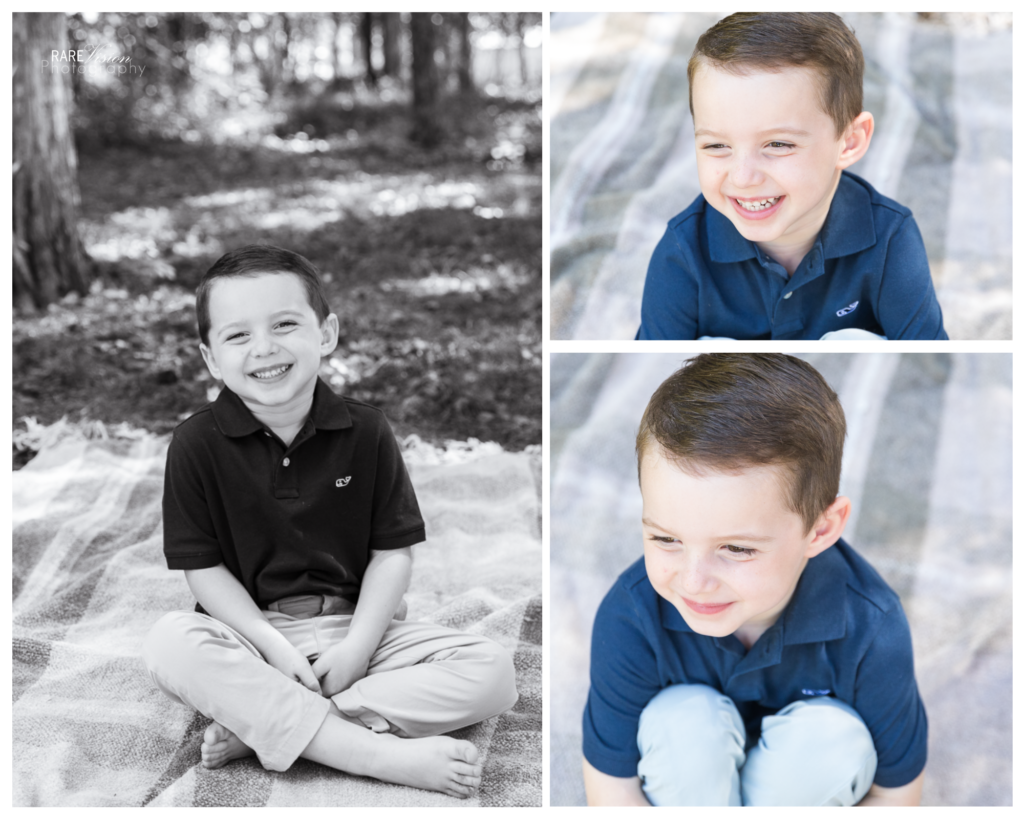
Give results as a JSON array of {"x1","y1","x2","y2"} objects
[
  {"x1": 637, "y1": 685, "x2": 745, "y2": 806},
  {"x1": 476, "y1": 637, "x2": 518, "y2": 714},
  {"x1": 639, "y1": 684, "x2": 743, "y2": 749},
  {"x1": 743, "y1": 697, "x2": 877, "y2": 806},
  {"x1": 141, "y1": 610, "x2": 210, "y2": 677},
  {"x1": 769, "y1": 696, "x2": 874, "y2": 755}
]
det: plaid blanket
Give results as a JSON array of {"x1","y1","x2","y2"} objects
[
  {"x1": 12, "y1": 439, "x2": 541, "y2": 807},
  {"x1": 550, "y1": 13, "x2": 1012, "y2": 340},
  {"x1": 551, "y1": 353, "x2": 1011, "y2": 806}
]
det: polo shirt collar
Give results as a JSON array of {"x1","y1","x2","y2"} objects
[
  {"x1": 704, "y1": 172, "x2": 876, "y2": 264},
  {"x1": 657, "y1": 539, "x2": 849, "y2": 646},
  {"x1": 211, "y1": 377, "x2": 353, "y2": 438}
]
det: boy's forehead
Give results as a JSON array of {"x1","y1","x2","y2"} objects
[
  {"x1": 692, "y1": 62, "x2": 830, "y2": 132},
  {"x1": 207, "y1": 271, "x2": 314, "y2": 324},
  {"x1": 640, "y1": 450, "x2": 797, "y2": 521}
]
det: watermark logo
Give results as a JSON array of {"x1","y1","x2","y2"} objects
[{"x1": 42, "y1": 45, "x2": 146, "y2": 77}]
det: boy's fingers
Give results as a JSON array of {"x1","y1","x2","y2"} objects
[{"x1": 297, "y1": 666, "x2": 322, "y2": 694}]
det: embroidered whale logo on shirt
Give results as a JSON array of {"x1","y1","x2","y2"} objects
[
  {"x1": 336, "y1": 477, "x2": 352, "y2": 488},
  {"x1": 836, "y1": 301, "x2": 860, "y2": 317}
]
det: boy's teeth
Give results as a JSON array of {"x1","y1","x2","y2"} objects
[
  {"x1": 738, "y1": 197, "x2": 780, "y2": 211},
  {"x1": 252, "y1": 365, "x2": 289, "y2": 379}
]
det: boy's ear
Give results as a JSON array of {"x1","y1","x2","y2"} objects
[
  {"x1": 320, "y1": 313, "x2": 339, "y2": 357},
  {"x1": 835, "y1": 112, "x2": 874, "y2": 171},
  {"x1": 805, "y1": 495, "x2": 851, "y2": 558},
  {"x1": 199, "y1": 343, "x2": 222, "y2": 381}
]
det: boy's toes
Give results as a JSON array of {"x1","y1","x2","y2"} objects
[
  {"x1": 203, "y1": 721, "x2": 233, "y2": 746},
  {"x1": 453, "y1": 771, "x2": 481, "y2": 788},
  {"x1": 446, "y1": 781, "x2": 474, "y2": 799},
  {"x1": 452, "y1": 759, "x2": 483, "y2": 779},
  {"x1": 452, "y1": 740, "x2": 479, "y2": 765}
]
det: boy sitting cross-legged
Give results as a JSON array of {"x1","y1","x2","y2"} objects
[
  {"x1": 142, "y1": 245, "x2": 517, "y2": 798},
  {"x1": 583, "y1": 354, "x2": 927, "y2": 806}
]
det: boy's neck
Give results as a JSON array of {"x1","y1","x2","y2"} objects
[{"x1": 239, "y1": 380, "x2": 316, "y2": 447}]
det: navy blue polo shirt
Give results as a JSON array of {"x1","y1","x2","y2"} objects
[
  {"x1": 163, "y1": 377, "x2": 426, "y2": 609},
  {"x1": 583, "y1": 539, "x2": 928, "y2": 788},
  {"x1": 636, "y1": 171, "x2": 948, "y2": 340}
]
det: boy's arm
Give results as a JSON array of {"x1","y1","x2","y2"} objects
[
  {"x1": 185, "y1": 563, "x2": 321, "y2": 694},
  {"x1": 856, "y1": 769, "x2": 924, "y2": 806},
  {"x1": 636, "y1": 228, "x2": 700, "y2": 340},
  {"x1": 582, "y1": 757, "x2": 650, "y2": 806},
  {"x1": 312, "y1": 546, "x2": 412, "y2": 697},
  {"x1": 877, "y1": 217, "x2": 948, "y2": 340}
]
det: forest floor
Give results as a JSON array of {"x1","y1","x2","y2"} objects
[{"x1": 13, "y1": 91, "x2": 542, "y2": 468}]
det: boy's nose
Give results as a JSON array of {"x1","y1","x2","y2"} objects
[
  {"x1": 677, "y1": 555, "x2": 717, "y2": 594},
  {"x1": 728, "y1": 155, "x2": 765, "y2": 189},
  {"x1": 251, "y1": 334, "x2": 279, "y2": 356}
]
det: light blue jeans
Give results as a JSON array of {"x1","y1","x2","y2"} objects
[{"x1": 637, "y1": 684, "x2": 878, "y2": 806}]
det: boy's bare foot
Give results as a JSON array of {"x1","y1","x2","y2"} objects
[
  {"x1": 302, "y1": 714, "x2": 482, "y2": 799},
  {"x1": 201, "y1": 721, "x2": 255, "y2": 769},
  {"x1": 367, "y1": 733, "x2": 482, "y2": 799}
]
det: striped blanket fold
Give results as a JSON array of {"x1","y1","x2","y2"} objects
[
  {"x1": 550, "y1": 13, "x2": 1011, "y2": 340},
  {"x1": 13, "y1": 439, "x2": 541, "y2": 807},
  {"x1": 550, "y1": 353, "x2": 1011, "y2": 806}
]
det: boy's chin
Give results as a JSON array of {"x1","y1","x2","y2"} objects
[{"x1": 675, "y1": 608, "x2": 736, "y2": 638}]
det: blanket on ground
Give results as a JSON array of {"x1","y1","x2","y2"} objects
[
  {"x1": 13, "y1": 439, "x2": 542, "y2": 807},
  {"x1": 550, "y1": 12, "x2": 1012, "y2": 340},
  {"x1": 550, "y1": 353, "x2": 1010, "y2": 806}
]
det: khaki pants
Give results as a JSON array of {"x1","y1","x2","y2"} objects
[{"x1": 142, "y1": 608, "x2": 518, "y2": 772}]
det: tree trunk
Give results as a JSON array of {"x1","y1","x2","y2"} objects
[
  {"x1": 381, "y1": 13, "x2": 401, "y2": 78},
  {"x1": 13, "y1": 12, "x2": 89, "y2": 312},
  {"x1": 409, "y1": 13, "x2": 440, "y2": 148},
  {"x1": 456, "y1": 13, "x2": 473, "y2": 94},
  {"x1": 360, "y1": 13, "x2": 377, "y2": 86}
]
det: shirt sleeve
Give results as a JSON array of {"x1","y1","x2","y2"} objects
[
  {"x1": 853, "y1": 603, "x2": 929, "y2": 787},
  {"x1": 636, "y1": 227, "x2": 700, "y2": 340},
  {"x1": 162, "y1": 431, "x2": 224, "y2": 571},
  {"x1": 369, "y1": 416, "x2": 426, "y2": 551},
  {"x1": 877, "y1": 216, "x2": 949, "y2": 340},
  {"x1": 582, "y1": 580, "x2": 663, "y2": 777}
]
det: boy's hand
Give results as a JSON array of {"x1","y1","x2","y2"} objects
[
  {"x1": 262, "y1": 638, "x2": 322, "y2": 695},
  {"x1": 311, "y1": 639, "x2": 373, "y2": 698}
]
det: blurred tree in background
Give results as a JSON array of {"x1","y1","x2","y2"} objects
[
  {"x1": 13, "y1": 13, "x2": 90, "y2": 311},
  {"x1": 13, "y1": 11, "x2": 542, "y2": 465},
  {"x1": 61, "y1": 11, "x2": 541, "y2": 149}
]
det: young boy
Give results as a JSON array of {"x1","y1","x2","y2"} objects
[
  {"x1": 636, "y1": 13, "x2": 948, "y2": 340},
  {"x1": 582, "y1": 354, "x2": 927, "y2": 806},
  {"x1": 142, "y1": 245, "x2": 517, "y2": 799}
]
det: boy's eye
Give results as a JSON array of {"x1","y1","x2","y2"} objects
[
  {"x1": 767, "y1": 141, "x2": 794, "y2": 150},
  {"x1": 276, "y1": 320, "x2": 297, "y2": 330},
  {"x1": 647, "y1": 534, "x2": 678, "y2": 546},
  {"x1": 724, "y1": 544, "x2": 756, "y2": 556},
  {"x1": 226, "y1": 332, "x2": 247, "y2": 341}
]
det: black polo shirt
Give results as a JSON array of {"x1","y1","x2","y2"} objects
[
  {"x1": 583, "y1": 538, "x2": 928, "y2": 788},
  {"x1": 162, "y1": 378, "x2": 425, "y2": 609},
  {"x1": 636, "y1": 171, "x2": 948, "y2": 340}
]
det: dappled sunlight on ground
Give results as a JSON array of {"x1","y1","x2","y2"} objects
[
  {"x1": 79, "y1": 169, "x2": 539, "y2": 269},
  {"x1": 381, "y1": 264, "x2": 530, "y2": 298}
]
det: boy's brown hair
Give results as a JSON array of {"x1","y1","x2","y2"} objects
[
  {"x1": 688, "y1": 12, "x2": 864, "y2": 137},
  {"x1": 196, "y1": 245, "x2": 332, "y2": 346},
  {"x1": 636, "y1": 354, "x2": 846, "y2": 534}
]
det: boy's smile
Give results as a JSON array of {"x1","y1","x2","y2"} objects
[
  {"x1": 200, "y1": 272, "x2": 338, "y2": 428},
  {"x1": 640, "y1": 449, "x2": 845, "y2": 649},
  {"x1": 691, "y1": 63, "x2": 872, "y2": 273}
]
